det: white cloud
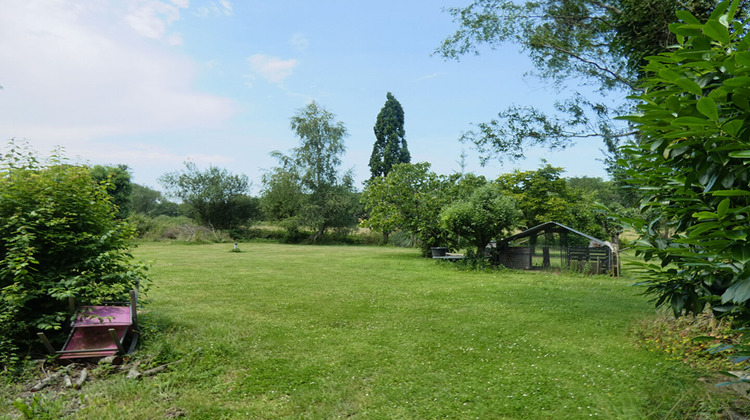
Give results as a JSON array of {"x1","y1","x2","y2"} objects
[
  {"x1": 290, "y1": 33, "x2": 309, "y2": 52},
  {"x1": 124, "y1": 0, "x2": 186, "y2": 42},
  {"x1": 0, "y1": 0, "x2": 237, "y2": 154},
  {"x1": 218, "y1": 0, "x2": 232, "y2": 15},
  {"x1": 195, "y1": 0, "x2": 233, "y2": 18},
  {"x1": 247, "y1": 54, "x2": 298, "y2": 85},
  {"x1": 417, "y1": 73, "x2": 440, "y2": 81},
  {"x1": 166, "y1": 33, "x2": 184, "y2": 46}
]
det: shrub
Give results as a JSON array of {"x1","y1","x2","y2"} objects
[
  {"x1": 620, "y1": 1, "x2": 750, "y2": 318},
  {"x1": 632, "y1": 310, "x2": 739, "y2": 371},
  {"x1": 0, "y1": 143, "x2": 148, "y2": 371}
]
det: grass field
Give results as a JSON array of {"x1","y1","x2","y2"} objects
[{"x1": 2, "y1": 242, "x2": 745, "y2": 418}]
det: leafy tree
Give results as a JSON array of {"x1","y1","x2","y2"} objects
[
  {"x1": 439, "y1": 183, "x2": 518, "y2": 257},
  {"x1": 0, "y1": 142, "x2": 147, "y2": 370},
  {"x1": 495, "y1": 163, "x2": 610, "y2": 244},
  {"x1": 361, "y1": 163, "x2": 487, "y2": 255},
  {"x1": 369, "y1": 92, "x2": 410, "y2": 179},
  {"x1": 160, "y1": 162, "x2": 256, "y2": 231},
  {"x1": 129, "y1": 183, "x2": 179, "y2": 217},
  {"x1": 435, "y1": 0, "x2": 741, "y2": 172},
  {"x1": 90, "y1": 164, "x2": 132, "y2": 219},
  {"x1": 290, "y1": 101, "x2": 348, "y2": 191},
  {"x1": 264, "y1": 102, "x2": 358, "y2": 241},
  {"x1": 260, "y1": 161, "x2": 304, "y2": 224},
  {"x1": 620, "y1": 0, "x2": 750, "y2": 318},
  {"x1": 567, "y1": 176, "x2": 617, "y2": 206},
  {"x1": 495, "y1": 164, "x2": 576, "y2": 229}
]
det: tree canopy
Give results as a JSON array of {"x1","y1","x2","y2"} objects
[
  {"x1": 369, "y1": 92, "x2": 410, "y2": 179},
  {"x1": 130, "y1": 183, "x2": 180, "y2": 217},
  {"x1": 439, "y1": 183, "x2": 518, "y2": 256},
  {"x1": 262, "y1": 102, "x2": 358, "y2": 241},
  {"x1": 160, "y1": 162, "x2": 256, "y2": 230},
  {"x1": 90, "y1": 164, "x2": 132, "y2": 219},
  {"x1": 290, "y1": 101, "x2": 348, "y2": 192},
  {"x1": 361, "y1": 163, "x2": 489, "y2": 255}
]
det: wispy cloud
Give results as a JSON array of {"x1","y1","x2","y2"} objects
[
  {"x1": 195, "y1": 0, "x2": 233, "y2": 18},
  {"x1": 219, "y1": 0, "x2": 233, "y2": 15},
  {"x1": 124, "y1": 0, "x2": 186, "y2": 43},
  {"x1": 246, "y1": 54, "x2": 298, "y2": 85},
  {"x1": 290, "y1": 33, "x2": 309, "y2": 52},
  {"x1": 416, "y1": 73, "x2": 440, "y2": 82}
]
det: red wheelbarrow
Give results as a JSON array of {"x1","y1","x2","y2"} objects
[{"x1": 38, "y1": 290, "x2": 139, "y2": 360}]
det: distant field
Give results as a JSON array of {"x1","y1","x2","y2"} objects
[{"x1": 2, "y1": 242, "x2": 739, "y2": 418}]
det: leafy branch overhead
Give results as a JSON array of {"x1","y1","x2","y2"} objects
[{"x1": 436, "y1": 0, "x2": 735, "y2": 168}]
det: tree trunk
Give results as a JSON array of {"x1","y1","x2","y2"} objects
[{"x1": 314, "y1": 225, "x2": 325, "y2": 243}]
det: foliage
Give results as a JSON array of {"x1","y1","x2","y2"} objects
[
  {"x1": 494, "y1": 163, "x2": 607, "y2": 241},
  {"x1": 495, "y1": 164, "x2": 574, "y2": 228},
  {"x1": 129, "y1": 214, "x2": 232, "y2": 242},
  {"x1": 129, "y1": 183, "x2": 180, "y2": 217},
  {"x1": 632, "y1": 310, "x2": 739, "y2": 371},
  {"x1": 439, "y1": 183, "x2": 518, "y2": 256},
  {"x1": 568, "y1": 176, "x2": 626, "y2": 208},
  {"x1": 260, "y1": 163, "x2": 304, "y2": 223},
  {"x1": 0, "y1": 142, "x2": 148, "y2": 371},
  {"x1": 90, "y1": 164, "x2": 132, "y2": 219},
  {"x1": 263, "y1": 102, "x2": 358, "y2": 241},
  {"x1": 290, "y1": 101, "x2": 348, "y2": 192},
  {"x1": 361, "y1": 163, "x2": 487, "y2": 255},
  {"x1": 160, "y1": 162, "x2": 257, "y2": 231},
  {"x1": 369, "y1": 92, "x2": 411, "y2": 179},
  {"x1": 619, "y1": 0, "x2": 750, "y2": 319},
  {"x1": 435, "y1": 0, "x2": 740, "y2": 172}
]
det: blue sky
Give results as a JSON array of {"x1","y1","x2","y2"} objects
[{"x1": 1, "y1": 0, "x2": 613, "y2": 193}]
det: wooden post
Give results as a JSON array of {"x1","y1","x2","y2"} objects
[
  {"x1": 129, "y1": 289, "x2": 138, "y2": 327},
  {"x1": 108, "y1": 329, "x2": 126, "y2": 354},
  {"x1": 37, "y1": 332, "x2": 56, "y2": 354}
]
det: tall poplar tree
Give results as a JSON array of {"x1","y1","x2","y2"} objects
[{"x1": 369, "y1": 92, "x2": 410, "y2": 179}]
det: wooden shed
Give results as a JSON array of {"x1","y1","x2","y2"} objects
[{"x1": 490, "y1": 222, "x2": 617, "y2": 275}]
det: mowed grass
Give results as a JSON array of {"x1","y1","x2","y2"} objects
[{"x1": 18, "y1": 243, "x2": 733, "y2": 418}]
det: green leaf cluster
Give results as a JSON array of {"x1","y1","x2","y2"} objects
[
  {"x1": 0, "y1": 141, "x2": 148, "y2": 371},
  {"x1": 439, "y1": 183, "x2": 518, "y2": 256},
  {"x1": 261, "y1": 102, "x2": 359, "y2": 241},
  {"x1": 361, "y1": 163, "x2": 490, "y2": 255},
  {"x1": 90, "y1": 164, "x2": 132, "y2": 219},
  {"x1": 369, "y1": 92, "x2": 410, "y2": 179},
  {"x1": 160, "y1": 162, "x2": 257, "y2": 231},
  {"x1": 494, "y1": 163, "x2": 609, "y2": 241},
  {"x1": 621, "y1": 0, "x2": 750, "y2": 318}
]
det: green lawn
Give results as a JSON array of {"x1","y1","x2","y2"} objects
[{"x1": 2, "y1": 242, "x2": 741, "y2": 418}]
